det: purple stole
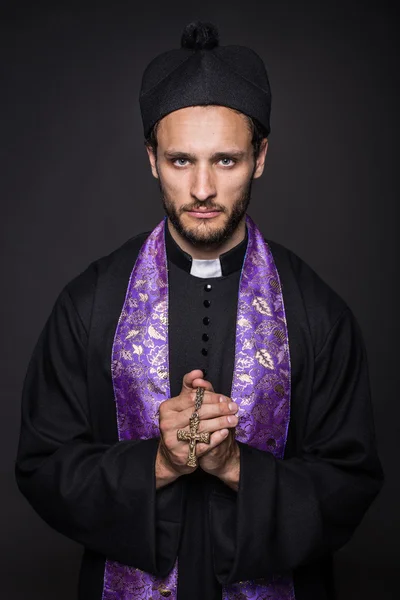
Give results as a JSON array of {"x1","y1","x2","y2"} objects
[{"x1": 102, "y1": 215, "x2": 295, "y2": 600}]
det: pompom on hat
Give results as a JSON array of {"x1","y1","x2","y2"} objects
[{"x1": 139, "y1": 21, "x2": 272, "y2": 138}]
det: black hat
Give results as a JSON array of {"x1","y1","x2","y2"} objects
[{"x1": 139, "y1": 22, "x2": 271, "y2": 138}]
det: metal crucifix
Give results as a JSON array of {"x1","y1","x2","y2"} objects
[{"x1": 177, "y1": 412, "x2": 210, "y2": 467}]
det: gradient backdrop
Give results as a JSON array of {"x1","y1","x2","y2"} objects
[{"x1": 1, "y1": 1, "x2": 398, "y2": 598}]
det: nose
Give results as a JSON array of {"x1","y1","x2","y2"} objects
[{"x1": 190, "y1": 164, "x2": 216, "y2": 202}]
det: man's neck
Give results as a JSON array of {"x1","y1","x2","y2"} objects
[{"x1": 167, "y1": 218, "x2": 246, "y2": 260}]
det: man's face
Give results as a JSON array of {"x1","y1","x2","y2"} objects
[{"x1": 146, "y1": 105, "x2": 268, "y2": 250}]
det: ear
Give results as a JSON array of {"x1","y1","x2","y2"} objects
[
  {"x1": 146, "y1": 145, "x2": 159, "y2": 179},
  {"x1": 253, "y1": 138, "x2": 268, "y2": 179}
]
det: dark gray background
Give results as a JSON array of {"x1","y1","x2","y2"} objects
[{"x1": 2, "y1": 1, "x2": 398, "y2": 598}]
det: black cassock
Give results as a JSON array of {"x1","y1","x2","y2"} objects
[{"x1": 15, "y1": 223, "x2": 383, "y2": 600}]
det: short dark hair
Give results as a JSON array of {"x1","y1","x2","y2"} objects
[
  {"x1": 145, "y1": 108, "x2": 268, "y2": 161},
  {"x1": 245, "y1": 114, "x2": 268, "y2": 160}
]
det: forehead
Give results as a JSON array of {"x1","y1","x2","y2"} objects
[{"x1": 156, "y1": 105, "x2": 252, "y2": 150}]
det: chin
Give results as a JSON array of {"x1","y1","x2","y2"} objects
[{"x1": 182, "y1": 223, "x2": 233, "y2": 247}]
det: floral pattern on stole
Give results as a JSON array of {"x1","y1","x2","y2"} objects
[{"x1": 102, "y1": 215, "x2": 295, "y2": 600}]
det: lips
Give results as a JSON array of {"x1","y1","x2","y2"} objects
[{"x1": 186, "y1": 209, "x2": 221, "y2": 218}]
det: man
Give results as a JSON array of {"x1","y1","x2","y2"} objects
[{"x1": 16, "y1": 21, "x2": 383, "y2": 600}]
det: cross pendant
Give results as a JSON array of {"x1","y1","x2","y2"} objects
[{"x1": 177, "y1": 413, "x2": 211, "y2": 467}]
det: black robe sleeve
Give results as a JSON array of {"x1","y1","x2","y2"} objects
[
  {"x1": 15, "y1": 286, "x2": 182, "y2": 576},
  {"x1": 210, "y1": 307, "x2": 384, "y2": 583}
]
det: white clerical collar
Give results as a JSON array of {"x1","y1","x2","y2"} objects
[
  {"x1": 190, "y1": 258, "x2": 222, "y2": 278},
  {"x1": 165, "y1": 220, "x2": 248, "y2": 277}
]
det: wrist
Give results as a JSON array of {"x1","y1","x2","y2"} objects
[
  {"x1": 155, "y1": 441, "x2": 181, "y2": 489},
  {"x1": 217, "y1": 444, "x2": 241, "y2": 491}
]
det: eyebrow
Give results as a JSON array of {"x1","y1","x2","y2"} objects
[{"x1": 164, "y1": 150, "x2": 246, "y2": 161}]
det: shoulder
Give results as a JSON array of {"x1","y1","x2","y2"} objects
[
  {"x1": 64, "y1": 231, "x2": 151, "y2": 334},
  {"x1": 266, "y1": 238, "x2": 351, "y2": 356}
]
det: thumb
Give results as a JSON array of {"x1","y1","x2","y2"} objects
[
  {"x1": 182, "y1": 370, "x2": 206, "y2": 392},
  {"x1": 182, "y1": 370, "x2": 214, "y2": 395}
]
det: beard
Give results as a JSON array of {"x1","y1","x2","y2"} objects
[{"x1": 158, "y1": 175, "x2": 254, "y2": 250}]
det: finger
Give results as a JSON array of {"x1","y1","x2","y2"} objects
[
  {"x1": 196, "y1": 428, "x2": 230, "y2": 455},
  {"x1": 197, "y1": 413, "x2": 238, "y2": 434},
  {"x1": 177, "y1": 390, "x2": 230, "y2": 413},
  {"x1": 198, "y1": 400, "x2": 237, "y2": 417},
  {"x1": 171, "y1": 403, "x2": 236, "y2": 430},
  {"x1": 165, "y1": 370, "x2": 206, "y2": 411},
  {"x1": 170, "y1": 389, "x2": 216, "y2": 413},
  {"x1": 191, "y1": 377, "x2": 214, "y2": 393},
  {"x1": 166, "y1": 384, "x2": 231, "y2": 414},
  {"x1": 201, "y1": 393, "x2": 230, "y2": 405},
  {"x1": 177, "y1": 398, "x2": 237, "y2": 424}
]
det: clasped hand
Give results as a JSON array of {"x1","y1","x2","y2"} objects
[{"x1": 156, "y1": 369, "x2": 240, "y2": 490}]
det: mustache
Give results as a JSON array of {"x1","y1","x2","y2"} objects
[{"x1": 180, "y1": 203, "x2": 226, "y2": 212}]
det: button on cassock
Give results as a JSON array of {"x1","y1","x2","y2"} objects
[
  {"x1": 203, "y1": 317, "x2": 210, "y2": 325},
  {"x1": 204, "y1": 283, "x2": 212, "y2": 291}
]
